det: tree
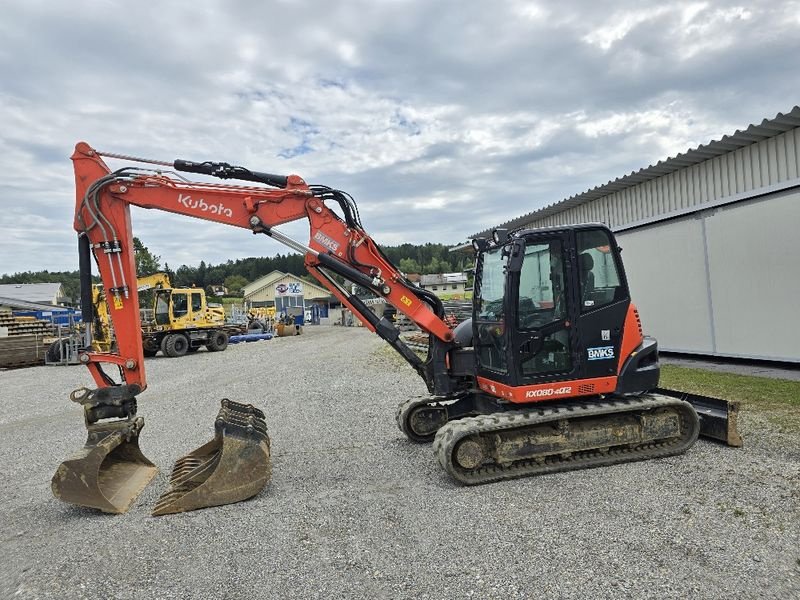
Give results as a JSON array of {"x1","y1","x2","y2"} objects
[
  {"x1": 398, "y1": 258, "x2": 421, "y2": 274},
  {"x1": 133, "y1": 237, "x2": 161, "y2": 275},
  {"x1": 223, "y1": 275, "x2": 248, "y2": 296}
]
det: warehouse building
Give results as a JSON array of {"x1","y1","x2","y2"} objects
[
  {"x1": 419, "y1": 272, "x2": 469, "y2": 298},
  {"x1": 474, "y1": 107, "x2": 800, "y2": 363},
  {"x1": 0, "y1": 283, "x2": 64, "y2": 306},
  {"x1": 242, "y1": 271, "x2": 339, "y2": 322}
]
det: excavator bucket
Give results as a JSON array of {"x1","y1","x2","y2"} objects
[
  {"x1": 152, "y1": 399, "x2": 271, "y2": 516},
  {"x1": 51, "y1": 417, "x2": 158, "y2": 514}
]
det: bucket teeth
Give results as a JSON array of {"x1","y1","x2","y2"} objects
[
  {"x1": 152, "y1": 400, "x2": 271, "y2": 516},
  {"x1": 51, "y1": 417, "x2": 158, "y2": 514}
]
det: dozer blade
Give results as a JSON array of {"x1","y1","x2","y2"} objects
[
  {"x1": 655, "y1": 388, "x2": 743, "y2": 447},
  {"x1": 51, "y1": 417, "x2": 158, "y2": 514},
  {"x1": 152, "y1": 399, "x2": 271, "y2": 516}
]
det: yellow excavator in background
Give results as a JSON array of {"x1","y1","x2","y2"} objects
[
  {"x1": 49, "y1": 274, "x2": 231, "y2": 362},
  {"x1": 137, "y1": 273, "x2": 231, "y2": 357}
]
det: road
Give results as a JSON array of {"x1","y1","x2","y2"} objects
[{"x1": 1, "y1": 326, "x2": 798, "y2": 599}]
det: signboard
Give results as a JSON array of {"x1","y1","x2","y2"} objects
[{"x1": 275, "y1": 282, "x2": 303, "y2": 296}]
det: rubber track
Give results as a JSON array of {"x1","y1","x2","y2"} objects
[
  {"x1": 395, "y1": 397, "x2": 451, "y2": 443},
  {"x1": 433, "y1": 394, "x2": 700, "y2": 485}
]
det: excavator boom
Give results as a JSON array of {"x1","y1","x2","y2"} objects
[{"x1": 55, "y1": 142, "x2": 460, "y2": 514}]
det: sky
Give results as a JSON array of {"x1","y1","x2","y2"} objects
[{"x1": 1, "y1": 0, "x2": 799, "y2": 275}]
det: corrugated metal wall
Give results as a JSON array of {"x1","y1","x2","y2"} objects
[{"x1": 530, "y1": 128, "x2": 800, "y2": 229}]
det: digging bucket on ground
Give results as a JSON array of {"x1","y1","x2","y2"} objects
[
  {"x1": 51, "y1": 417, "x2": 158, "y2": 514},
  {"x1": 152, "y1": 399, "x2": 271, "y2": 516}
]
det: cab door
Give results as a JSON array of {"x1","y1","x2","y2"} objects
[{"x1": 507, "y1": 232, "x2": 579, "y2": 384}]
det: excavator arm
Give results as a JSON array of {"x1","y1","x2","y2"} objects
[
  {"x1": 54, "y1": 142, "x2": 462, "y2": 515},
  {"x1": 136, "y1": 272, "x2": 172, "y2": 292},
  {"x1": 72, "y1": 142, "x2": 456, "y2": 394}
]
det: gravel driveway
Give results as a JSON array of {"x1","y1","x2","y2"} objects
[{"x1": 1, "y1": 326, "x2": 798, "y2": 599}]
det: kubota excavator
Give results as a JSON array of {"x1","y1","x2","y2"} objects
[{"x1": 52, "y1": 142, "x2": 740, "y2": 516}]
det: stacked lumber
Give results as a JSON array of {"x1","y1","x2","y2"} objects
[
  {"x1": 0, "y1": 310, "x2": 56, "y2": 367},
  {"x1": 0, "y1": 312, "x2": 56, "y2": 337},
  {"x1": 0, "y1": 334, "x2": 48, "y2": 368}
]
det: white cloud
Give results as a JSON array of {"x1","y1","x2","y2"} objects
[{"x1": 0, "y1": 0, "x2": 797, "y2": 275}]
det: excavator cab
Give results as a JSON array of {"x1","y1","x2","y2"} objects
[
  {"x1": 474, "y1": 224, "x2": 659, "y2": 396},
  {"x1": 153, "y1": 288, "x2": 224, "y2": 329}
]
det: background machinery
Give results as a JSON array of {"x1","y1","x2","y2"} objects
[
  {"x1": 52, "y1": 142, "x2": 738, "y2": 515},
  {"x1": 135, "y1": 272, "x2": 230, "y2": 357}
]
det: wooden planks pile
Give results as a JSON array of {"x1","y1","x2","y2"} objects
[
  {"x1": 0, "y1": 334, "x2": 49, "y2": 368},
  {"x1": 0, "y1": 309, "x2": 56, "y2": 368},
  {"x1": 0, "y1": 312, "x2": 56, "y2": 337}
]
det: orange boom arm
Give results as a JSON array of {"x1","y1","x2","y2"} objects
[{"x1": 72, "y1": 142, "x2": 456, "y2": 398}]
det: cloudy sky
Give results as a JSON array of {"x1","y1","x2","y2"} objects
[{"x1": 1, "y1": 0, "x2": 798, "y2": 275}]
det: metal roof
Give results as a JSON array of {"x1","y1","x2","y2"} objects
[
  {"x1": 472, "y1": 106, "x2": 800, "y2": 238},
  {"x1": 0, "y1": 296, "x2": 74, "y2": 311},
  {"x1": 0, "y1": 283, "x2": 63, "y2": 304}
]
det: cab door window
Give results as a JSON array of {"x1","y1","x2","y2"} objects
[
  {"x1": 517, "y1": 239, "x2": 571, "y2": 376},
  {"x1": 576, "y1": 229, "x2": 624, "y2": 311},
  {"x1": 172, "y1": 292, "x2": 188, "y2": 318},
  {"x1": 475, "y1": 248, "x2": 508, "y2": 373},
  {"x1": 517, "y1": 240, "x2": 567, "y2": 328},
  {"x1": 191, "y1": 292, "x2": 203, "y2": 313},
  {"x1": 155, "y1": 291, "x2": 171, "y2": 325}
]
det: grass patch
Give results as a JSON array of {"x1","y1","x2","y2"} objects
[{"x1": 660, "y1": 365, "x2": 800, "y2": 433}]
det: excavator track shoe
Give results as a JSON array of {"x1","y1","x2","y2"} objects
[
  {"x1": 51, "y1": 417, "x2": 158, "y2": 514},
  {"x1": 152, "y1": 399, "x2": 271, "y2": 516},
  {"x1": 434, "y1": 395, "x2": 700, "y2": 485}
]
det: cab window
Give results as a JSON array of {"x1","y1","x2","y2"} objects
[
  {"x1": 576, "y1": 229, "x2": 624, "y2": 311},
  {"x1": 475, "y1": 248, "x2": 508, "y2": 373},
  {"x1": 191, "y1": 292, "x2": 203, "y2": 312},
  {"x1": 517, "y1": 239, "x2": 567, "y2": 328},
  {"x1": 172, "y1": 293, "x2": 188, "y2": 318}
]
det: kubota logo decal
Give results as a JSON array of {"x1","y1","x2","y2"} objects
[
  {"x1": 525, "y1": 386, "x2": 573, "y2": 398},
  {"x1": 178, "y1": 194, "x2": 233, "y2": 218}
]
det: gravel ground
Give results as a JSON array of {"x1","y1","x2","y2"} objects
[{"x1": 0, "y1": 326, "x2": 798, "y2": 599}]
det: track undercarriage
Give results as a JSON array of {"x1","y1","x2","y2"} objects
[{"x1": 398, "y1": 394, "x2": 701, "y2": 484}]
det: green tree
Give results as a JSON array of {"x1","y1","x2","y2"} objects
[
  {"x1": 223, "y1": 275, "x2": 248, "y2": 296},
  {"x1": 133, "y1": 237, "x2": 161, "y2": 275},
  {"x1": 398, "y1": 258, "x2": 422, "y2": 274}
]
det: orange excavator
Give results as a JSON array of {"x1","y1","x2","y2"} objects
[{"x1": 52, "y1": 142, "x2": 740, "y2": 516}]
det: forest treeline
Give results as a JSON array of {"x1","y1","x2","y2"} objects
[{"x1": 0, "y1": 240, "x2": 470, "y2": 302}]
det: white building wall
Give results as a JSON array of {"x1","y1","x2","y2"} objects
[
  {"x1": 617, "y1": 218, "x2": 714, "y2": 354},
  {"x1": 616, "y1": 188, "x2": 800, "y2": 361}
]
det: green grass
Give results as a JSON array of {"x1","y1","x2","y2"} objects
[{"x1": 660, "y1": 365, "x2": 800, "y2": 433}]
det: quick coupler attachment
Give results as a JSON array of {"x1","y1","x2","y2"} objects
[
  {"x1": 152, "y1": 399, "x2": 271, "y2": 516},
  {"x1": 51, "y1": 416, "x2": 158, "y2": 514}
]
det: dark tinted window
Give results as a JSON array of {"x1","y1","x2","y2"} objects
[
  {"x1": 576, "y1": 229, "x2": 624, "y2": 311},
  {"x1": 172, "y1": 293, "x2": 188, "y2": 318}
]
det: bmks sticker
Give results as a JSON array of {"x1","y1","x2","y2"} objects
[
  {"x1": 313, "y1": 231, "x2": 340, "y2": 253},
  {"x1": 587, "y1": 346, "x2": 615, "y2": 360}
]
